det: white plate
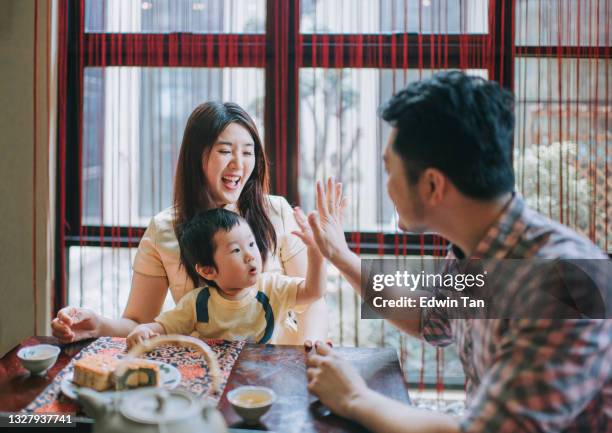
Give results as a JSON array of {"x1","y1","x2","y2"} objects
[{"x1": 60, "y1": 359, "x2": 181, "y2": 400}]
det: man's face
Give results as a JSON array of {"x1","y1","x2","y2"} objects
[{"x1": 384, "y1": 129, "x2": 426, "y2": 232}]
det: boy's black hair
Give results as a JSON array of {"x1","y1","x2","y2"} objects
[
  {"x1": 379, "y1": 70, "x2": 515, "y2": 200},
  {"x1": 178, "y1": 208, "x2": 258, "y2": 288}
]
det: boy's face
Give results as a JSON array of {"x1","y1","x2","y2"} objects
[{"x1": 198, "y1": 221, "x2": 262, "y2": 297}]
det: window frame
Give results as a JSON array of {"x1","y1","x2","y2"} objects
[
  {"x1": 57, "y1": 0, "x2": 516, "y2": 389},
  {"x1": 59, "y1": 0, "x2": 511, "y2": 248}
]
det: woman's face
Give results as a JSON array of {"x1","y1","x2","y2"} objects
[{"x1": 203, "y1": 122, "x2": 256, "y2": 206}]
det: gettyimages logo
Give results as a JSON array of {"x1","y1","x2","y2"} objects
[
  {"x1": 371, "y1": 270, "x2": 487, "y2": 292},
  {"x1": 361, "y1": 258, "x2": 611, "y2": 320}
]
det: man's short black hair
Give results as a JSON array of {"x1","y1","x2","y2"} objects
[
  {"x1": 379, "y1": 70, "x2": 515, "y2": 199},
  {"x1": 178, "y1": 208, "x2": 247, "y2": 288}
]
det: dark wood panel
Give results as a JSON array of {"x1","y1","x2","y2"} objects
[
  {"x1": 0, "y1": 336, "x2": 91, "y2": 412},
  {"x1": 219, "y1": 343, "x2": 409, "y2": 433}
]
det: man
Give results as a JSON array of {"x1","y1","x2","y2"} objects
[{"x1": 302, "y1": 71, "x2": 611, "y2": 432}]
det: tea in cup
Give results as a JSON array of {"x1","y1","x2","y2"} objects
[{"x1": 227, "y1": 386, "x2": 276, "y2": 424}]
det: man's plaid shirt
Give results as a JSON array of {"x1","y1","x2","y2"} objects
[{"x1": 420, "y1": 194, "x2": 611, "y2": 432}]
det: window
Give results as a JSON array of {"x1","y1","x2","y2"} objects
[
  {"x1": 299, "y1": 68, "x2": 487, "y2": 232},
  {"x1": 301, "y1": 0, "x2": 487, "y2": 34},
  {"x1": 66, "y1": 0, "x2": 612, "y2": 393},
  {"x1": 84, "y1": 0, "x2": 266, "y2": 33},
  {"x1": 81, "y1": 67, "x2": 264, "y2": 226},
  {"x1": 514, "y1": 0, "x2": 611, "y2": 251},
  {"x1": 515, "y1": 0, "x2": 611, "y2": 46}
]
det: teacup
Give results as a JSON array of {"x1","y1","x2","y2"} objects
[
  {"x1": 227, "y1": 385, "x2": 276, "y2": 424},
  {"x1": 17, "y1": 344, "x2": 60, "y2": 375}
]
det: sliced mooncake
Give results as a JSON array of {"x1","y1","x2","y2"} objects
[
  {"x1": 113, "y1": 360, "x2": 160, "y2": 390},
  {"x1": 72, "y1": 355, "x2": 119, "y2": 391}
]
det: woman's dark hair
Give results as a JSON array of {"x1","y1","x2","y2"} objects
[
  {"x1": 379, "y1": 71, "x2": 515, "y2": 200},
  {"x1": 173, "y1": 101, "x2": 276, "y2": 270},
  {"x1": 178, "y1": 209, "x2": 253, "y2": 287}
]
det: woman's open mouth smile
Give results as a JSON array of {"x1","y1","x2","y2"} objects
[{"x1": 221, "y1": 174, "x2": 242, "y2": 190}]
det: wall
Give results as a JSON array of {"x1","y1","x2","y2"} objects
[{"x1": 0, "y1": 0, "x2": 57, "y2": 356}]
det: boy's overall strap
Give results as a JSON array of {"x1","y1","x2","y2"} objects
[
  {"x1": 196, "y1": 287, "x2": 211, "y2": 323},
  {"x1": 195, "y1": 287, "x2": 275, "y2": 344},
  {"x1": 255, "y1": 291, "x2": 275, "y2": 344}
]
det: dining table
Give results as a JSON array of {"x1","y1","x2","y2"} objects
[{"x1": 0, "y1": 336, "x2": 410, "y2": 432}]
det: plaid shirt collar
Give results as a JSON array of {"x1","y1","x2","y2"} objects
[{"x1": 450, "y1": 193, "x2": 526, "y2": 260}]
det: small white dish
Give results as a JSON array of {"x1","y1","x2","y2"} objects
[
  {"x1": 227, "y1": 386, "x2": 276, "y2": 424},
  {"x1": 17, "y1": 344, "x2": 61, "y2": 376},
  {"x1": 60, "y1": 359, "x2": 181, "y2": 400}
]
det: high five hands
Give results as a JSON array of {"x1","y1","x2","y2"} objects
[{"x1": 293, "y1": 178, "x2": 370, "y2": 418}]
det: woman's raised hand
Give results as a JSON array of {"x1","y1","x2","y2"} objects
[
  {"x1": 51, "y1": 307, "x2": 102, "y2": 343},
  {"x1": 303, "y1": 177, "x2": 350, "y2": 264}
]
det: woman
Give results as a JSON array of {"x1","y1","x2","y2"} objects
[{"x1": 51, "y1": 102, "x2": 327, "y2": 345}]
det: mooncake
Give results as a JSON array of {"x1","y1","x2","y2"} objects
[
  {"x1": 72, "y1": 355, "x2": 159, "y2": 391},
  {"x1": 72, "y1": 355, "x2": 119, "y2": 391},
  {"x1": 113, "y1": 359, "x2": 160, "y2": 390}
]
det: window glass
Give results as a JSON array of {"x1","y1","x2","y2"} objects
[
  {"x1": 516, "y1": 0, "x2": 612, "y2": 46},
  {"x1": 82, "y1": 67, "x2": 264, "y2": 226},
  {"x1": 299, "y1": 67, "x2": 488, "y2": 232},
  {"x1": 300, "y1": 0, "x2": 488, "y2": 34},
  {"x1": 85, "y1": 0, "x2": 266, "y2": 33},
  {"x1": 514, "y1": 57, "x2": 611, "y2": 250},
  {"x1": 68, "y1": 246, "x2": 176, "y2": 317}
]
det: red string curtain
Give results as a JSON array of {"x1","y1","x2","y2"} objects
[
  {"x1": 296, "y1": 0, "x2": 610, "y2": 396},
  {"x1": 56, "y1": 0, "x2": 610, "y2": 401},
  {"x1": 298, "y1": 0, "x2": 491, "y2": 396},
  {"x1": 515, "y1": 0, "x2": 611, "y2": 252},
  {"x1": 60, "y1": 0, "x2": 266, "y2": 317}
]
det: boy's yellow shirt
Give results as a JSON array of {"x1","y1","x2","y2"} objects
[{"x1": 155, "y1": 272, "x2": 302, "y2": 344}]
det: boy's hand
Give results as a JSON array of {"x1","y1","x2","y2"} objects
[
  {"x1": 292, "y1": 206, "x2": 321, "y2": 255},
  {"x1": 126, "y1": 324, "x2": 160, "y2": 350}
]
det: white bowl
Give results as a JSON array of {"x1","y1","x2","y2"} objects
[
  {"x1": 227, "y1": 386, "x2": 276, "y2": 424},
  {"x1": 17, "y1": 344, "x2": 60, "y2": 375}
]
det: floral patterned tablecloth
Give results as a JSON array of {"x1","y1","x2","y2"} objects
[{"x1": 22, "y1": 337, "x2": 244, "y2": 414}]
